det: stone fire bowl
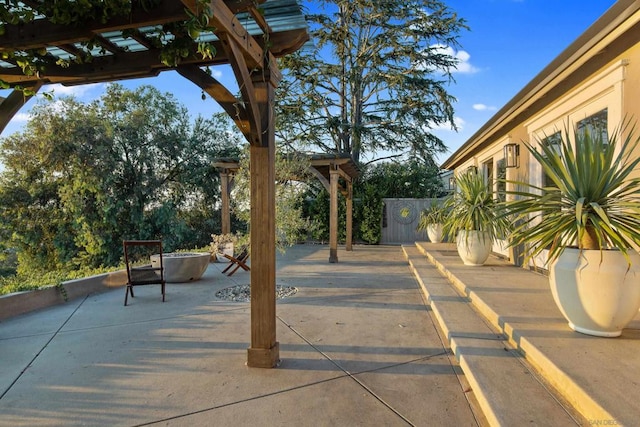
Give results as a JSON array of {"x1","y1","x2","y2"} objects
[{"x1": 150, "y1": 252, "x2": 210, "y2": 283}]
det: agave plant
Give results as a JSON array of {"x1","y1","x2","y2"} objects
[
  {"x1": 499, "y1": 120, "x2": 640, "y2": 265},
  {"x1": 442, "y1": 170, "x2": 511, "y2": 242},
  {"x1": 417, "y1": 201, "x2": 448, "y2": 230}
]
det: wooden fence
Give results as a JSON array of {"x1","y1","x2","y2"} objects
[{"x1": 380, "y1": 198, "x2": 444, "y2": 244}]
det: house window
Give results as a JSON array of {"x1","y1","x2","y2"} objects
[
  {"x1": 541, "y1": 131, "x2": 562, "y2": 188},
  {"x1": 576, "y1": 108, "x2": 608, "y2": 143},
  {"x1": 496, "y1": 158, "x2": 506, "y2": 202},
  {"x1": 483, "y1": 158, "x2": 494, "y2": 187}
]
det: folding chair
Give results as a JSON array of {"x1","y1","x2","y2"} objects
[
  {"x1": 123, "y1": 240, "x2": 166, "y2": 306},
  {"x1": 221, "y1": 247, "x2": 250, "y2": 276}
]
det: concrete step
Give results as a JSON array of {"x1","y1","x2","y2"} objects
[{"x1": 403, "y1": 245, "x2": 585, "y2": 426}]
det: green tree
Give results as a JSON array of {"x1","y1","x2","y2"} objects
[
  {"x1": 359, "y1": 183, "x2": 383, "y2": 244},
  {"x1": 277, "y1": 0, "x2": 467, "y2": 164},
  {"x1": 0, "y1": 84, "x2": 241, "y2": 273},
  {"x1": 304, "y1": 187, "x2": 330, "y2": 242},
  {"x1": 232, "y1": 149, "x2": 319, "y2": 250},
  {"x1": 361, "y1": 159, "x2": 445, "y2": 198}
]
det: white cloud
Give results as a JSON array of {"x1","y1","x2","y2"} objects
[
  {"x1": 429, "y1": 116, "x2": 465, "y2": 132},
  {"x1": 473, "y1": 103, "x2": 497, "y2": 111},
  {"x1": 13, "y1": 112, "x2": 31, "y2": 122},
  {"x1": 430, "y1": 45, "x2": 480, "y2": 74},
  {"x1": 48, "y1": 82, "x2": 104, "y2": 99}
]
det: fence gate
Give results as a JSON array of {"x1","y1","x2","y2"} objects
[{"x1": 380, "y1": 198, "x2": 441, "y2": 244}]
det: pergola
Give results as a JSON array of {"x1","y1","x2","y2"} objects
[
  {"x1": 0, "y1": 0, "x2": 309, "y2": 368},
  {"x1": 213, "y1": 153, "x2": 359, "y2": 262}
]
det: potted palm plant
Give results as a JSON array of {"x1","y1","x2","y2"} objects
[
  {"x1": 499, "y1": 120, "x2": 640, "y2": 337},
  {"x1": 417, "y1": 201, "x2": 448, "y2": 243},
  {"x1": 443, "y1": 170, "x2": 511, "y2": 266}
]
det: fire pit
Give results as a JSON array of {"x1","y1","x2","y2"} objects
[{"x1": 150, "y1": 252, "x2": 210, "y2": 283}]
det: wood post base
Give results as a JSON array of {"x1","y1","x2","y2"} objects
[{"x1": 247, "y1": 342, "x2": 280, "y2": 368}]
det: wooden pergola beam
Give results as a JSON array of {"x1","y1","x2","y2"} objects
[
  {"x1": 176, "y1": 65, "x2": 251, "y2": 137},
  {"x1": 0, "y1": 30, "x2": 306, "y2": 86},
  {"x1": 218, "y1": 32, "x2": 263, "y2": 144},
  {"x1": 182, "y1": 0, "x2": 265, "y2": 70},
  {"x1": 0, "y1": 84, "x2": 42, "y2": 134},
  {"x1": 0, "y1": 0, "x2": 188, "y2": 51},
  {"x1": 0, "y1": 0, "x2": 271, "y2": 52}
]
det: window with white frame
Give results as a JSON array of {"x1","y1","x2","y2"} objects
[
  {"x1": 576, "y1": 108, "x2": 608, "y2": 143},
  {"x1": 482, "y1": 158, "x2": 494, "y2": 188},
  {"x1": 541, "y1": 131, "x2": 562, "y2": 189},
  {"x1": 496, "y1": 158, "x2": 506, "y2": 202}
]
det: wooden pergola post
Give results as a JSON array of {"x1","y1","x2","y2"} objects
[
  {"x1": 346, "y1": 181, "x2": 353, "y2": 252},
  {"x1": 246, "y1": 59, "x2": 280, "y2": 368},
  {"x1": 309, "y1": 156, "x2": 358, "y2": 262},
  {"x1": 329, "y1": 167, "x2": 339, "y2": 263},
  {"x1": 219, "y1": 171, "x2": 231, "y2": 235}
]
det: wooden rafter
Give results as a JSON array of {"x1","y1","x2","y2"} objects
[
  {"x1": 0, "y1": 83, "x2": 43, "y2": 132},
  {"x1": 0, "y1": 0, "x2": 188, "y2": 51},
  {"x1": 181, "y1": 0, "x2": 265, "y2": 70},
  {"x1": 219, "y1": 33, "x2": 263, "y2": 144},
  {"x1": 0, "y1": 29, "x2": 305, "y2": 86},
  {"x1": 176, "y1": 64, "x2": 251, "y2": 136}
]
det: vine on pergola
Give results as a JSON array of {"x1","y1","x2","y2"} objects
[{"x1": 0, "y1": 0, "x2": 218, "y2": 97}]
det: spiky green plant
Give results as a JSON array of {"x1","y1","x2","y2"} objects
[
  {"x1": 499, "y1": 119, "x2": 640, "y2": 266},
  {"x1": 417, "y1": 201, "x2": 449, "y2": 231},
  {"x1": 442, "y1": 170, "x2": 511, "y2": 242}
]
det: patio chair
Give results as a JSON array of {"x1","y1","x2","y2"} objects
[
  {"x1": 221, "y1": 247, "x2": 250, "y2": 277},
  {"x1": 123, "y1": 240, "x2": 166, "y2": 306}
]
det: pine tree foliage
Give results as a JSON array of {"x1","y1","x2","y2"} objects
[{"x1": 277, "y1": 0, "x2": 467, "y2": 164}]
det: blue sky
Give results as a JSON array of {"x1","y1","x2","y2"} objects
[{"x1": 0, "y1": 0, "x2": 618, "y2": 166}]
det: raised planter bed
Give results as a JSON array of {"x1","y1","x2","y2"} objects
[
  {"x1": 150, "y1": 252, "x2": 210, "y2": 283},
  {"x1": 0, "y1": 269, "x2": 128, "y2": 321}
]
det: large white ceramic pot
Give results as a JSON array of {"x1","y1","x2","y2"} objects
[
  {"x1": 456, "y1": 230, "x2": 492, "y2": 266},
  {"x1": 550, "y1": 248, "x2": 640, "y2": 337},
  {"x1": 426, "y1": 224, "x2": 444, "y2": 243},
  {"x1": 151, "y1": 252, "x2": 210, "y2": 283}
]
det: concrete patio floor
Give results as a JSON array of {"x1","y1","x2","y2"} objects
[
  {"x1": 0, "y1": 245, "x2": 483, "y2": 427},
  {"x1": 3, "y1": 243, "x2": 635, "y2": 426}
]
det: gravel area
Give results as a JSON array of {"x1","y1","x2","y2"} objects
[{"x1": 215, "y1": 284, "x2": 298, "y2": 302}]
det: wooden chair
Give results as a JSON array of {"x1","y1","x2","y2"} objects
[
  {"x1": 123, "y1": 240, "x2": 166, "y2": 306},
  {"x1": 221, "y1": 247, "x2": 250, "y2": 276}
]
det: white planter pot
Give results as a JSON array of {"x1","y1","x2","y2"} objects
[
  {"x1": 549, "y1": 248, "x2": 640, "y2": 337},
  {"x1": 151, "y1": 252, "x2": 210, "y2": 283},
  {"x1": 456, "y1": 230, "x2": 492, "y2": 266},
  {"x1": 215, "y1": 242, "x2": 234, "y2": 262},
  {"x1": 426, "y1": 224, "x2": 443, "y2": 243}
]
